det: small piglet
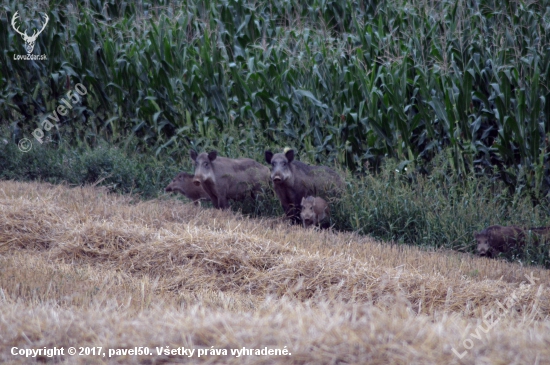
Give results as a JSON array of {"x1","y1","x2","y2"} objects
[{"x1": 300, "y1": 196, "x2": 330, "y2": 229}]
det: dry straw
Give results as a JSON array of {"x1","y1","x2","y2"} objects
[{"x1": 1, "y1": 180, "x2": 549, "y2": 364}]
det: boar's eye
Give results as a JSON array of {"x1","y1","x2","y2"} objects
[{"x1": 203, "y1": 162, "x2": 209, "y2": 167}]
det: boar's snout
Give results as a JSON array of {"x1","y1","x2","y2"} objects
[
  {"x1": 165, "y1": 181, "x2": 177, "y2": 192},
  {"x1": 478, "y1": 249, "x2": 490, "y2": 257},
  {"x1": 476, "y1": 243, "x2": 490, "y2": 256},
  {"x1": 193, "y1": 179, "x2": 201, "y2": 186},
  {"x1": 271, "y1": 172, "x2": 283, "y2": 183}
]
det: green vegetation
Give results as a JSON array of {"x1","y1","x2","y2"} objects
[{"x1": 1, "y1": 0, "x2": 549, "y2": 265}]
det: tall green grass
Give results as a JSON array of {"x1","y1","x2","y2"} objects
[{"x1": 333, "y1": 153, "x2": 550, "y2": 263}]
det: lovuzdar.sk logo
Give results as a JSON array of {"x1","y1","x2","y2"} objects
[{"x1": 11, "y1": 10, "x2": 49, "y2": 60}]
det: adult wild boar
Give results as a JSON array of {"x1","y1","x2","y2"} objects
[
  {"x1": 190, "y1": 150, "x2": 270, "y2": 209},
  {"x1": 474, "y1": 225, "x2": 525, "y2": 257},
  {"x1": 265, "y1": 149, "x2": 344, "y2": 222},
  {"x1": 300, "y1": 196, "x2": 330, "y2": 229},
  {"x1": 165, "y1": 172, "x2": 210, "y2": 205}
]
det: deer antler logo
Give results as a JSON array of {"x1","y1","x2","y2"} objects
[{"x1": 11, "y1": 11, "x2": 49, "y2": 54}]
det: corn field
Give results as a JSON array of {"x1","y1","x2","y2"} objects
[{"x1": 1, "y1": 0, "x2": 549, "y2": 199}]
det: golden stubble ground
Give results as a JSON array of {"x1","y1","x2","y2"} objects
[{"x1": 0, "y1": 180, "x2": 549, "y2": 364}]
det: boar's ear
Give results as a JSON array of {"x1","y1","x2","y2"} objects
[
  {"x1": 301, "y1": 197, "x2": 305, "y2": 205},
  {"x1": 208, "y1": 151, "x2": 217, "y2": 161},
  {"x1": 190, "y1": 150, "x2": 198, "y2": 161},
  {"x1": 265, "y1": 150, "x2": 273, "y2": 164},
  {"x1": 285, "y1": 149, "x2": 294, "y2": 163}
]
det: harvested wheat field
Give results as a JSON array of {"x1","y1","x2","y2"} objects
[{"x1": 0, "y1": 180, "x2": 549, "y2": 364}]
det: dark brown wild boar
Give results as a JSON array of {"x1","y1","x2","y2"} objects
[
  {"x1": 265, "y1": 149, "x2": 344, "y2": 222},
  {"x1": 165, "y1": 172, "x2": 210, "y2": 205},
  {"x1": 300, "y1": 196, "x2": 330, "y2": 229},
  {"x1": 474, "y1": 225, "x2": 525, "y2": 257},
  {"x1": 190, "y1": 150, "x2": 270, "y2": 209}
]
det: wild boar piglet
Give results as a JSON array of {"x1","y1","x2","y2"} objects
[{"x1": 300, "y1": 196, "x2": 330, "y2": 229}]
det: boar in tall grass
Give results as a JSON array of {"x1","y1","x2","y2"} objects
[
  {"x1": 265, "y1": 149, "x2": 344, "y2": 222},
  {"x1": 190, "y1": 150, "x2": 270, "y2": 209},
  {"x1": 475, "y1": 225, "x2": 525, "y2": 257},
  {"x1": 165, "y1": 172, "x2": 210, "y2": 205}
]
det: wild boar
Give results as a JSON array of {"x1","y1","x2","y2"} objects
[
  {"x1": 190, "y1": 150, "x2": 270, "y2": 209},
  {"x1": 165, "y1": 172, "x2": 210, "y2": 205},
  {"x1": 300, "y1": 196, "x2": 330, "y2": 229},
  {"x1": 265, "y1": 149, "x2": 344, "y2": 222},
  {"x1": 474, "y1": 225, "x2": 525, "y2": 257}
]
